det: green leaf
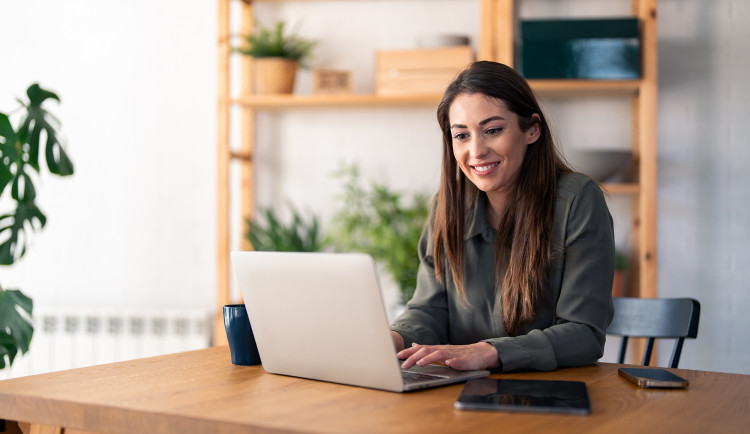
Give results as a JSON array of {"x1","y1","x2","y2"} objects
[
  {"x1": 26, "y1": 83, "x2": 60, "y2": 106},
  {"x1": 0, "y1": 288, "x2": 34, "y2": 369},
  {"x1": 245, "y1": 203, "x2": 326, "y2": 252},
  {"x1": 0, "y1": 164, "x2": 12, "y2": 199},
  {"x1": 0, "y1": 114, "x2": 18, "y2": 197},
  {"x1": 0, "y1": 113, "x2": 18, "y2": 154},
  {"x1": 15, "y1": 114, "x2": 31, "y2": 150},
  {"x1": 46, "y1": 130, "x2": 74, "y2": 176},
  {"x1": 26, "y1": 119, "x2": 42, "y2": 172},
  {"x1": 235, "y1": 20, "x2": 316, "y2": 67},
  {"x1": 21, "y1": 83, "x2": 74, "y2": 177},
  {"x1": 10, "y1": 170, "x2": 37, "y2": 202},
  {"x1": 0, "y1": 202, "x2": 47, "y2": 265},
  {"x1": 0, "y1": 333, "x2": 17, "y2": 369}
]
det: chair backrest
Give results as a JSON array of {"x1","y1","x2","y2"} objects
[{"x1": 607, "y1": 297, "x2": 700, "y2": 368}]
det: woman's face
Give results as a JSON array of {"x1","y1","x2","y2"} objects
[{"x1": 448, "y1": 92, "x2": 539, "y2": 202}]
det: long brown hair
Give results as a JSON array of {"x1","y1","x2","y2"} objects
[{"x1": 434, "y1": 61, "x2": 571, "y2": 335}]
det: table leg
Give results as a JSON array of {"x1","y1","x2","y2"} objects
[{"x1": 1, "y1": 420, "x2": 22, "y2": 434}]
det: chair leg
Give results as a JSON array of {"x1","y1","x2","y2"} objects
[
  {"x1": 642, "y1": 338, "x2": 655, "y2": 366},
  {"x1": 670, "y1": 338, "x2": 685, "y2": 369},
  {"x1": 618, "y1": 336, "x2": 628, "y2": 364}
]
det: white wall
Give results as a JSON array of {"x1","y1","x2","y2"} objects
[
  {"x1": 656, "y1": 0, "x2": 750, "y2": 374},
  {"x1": 1, "y1": 0, "x2": 748, "y2": 375},
  {"x1": 0, "y1": 1, "x2": 216, "y2": 310}
]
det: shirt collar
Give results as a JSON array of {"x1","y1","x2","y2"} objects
[{"x1": 465, "y1": 192, "x2": 496, "y2": 242}]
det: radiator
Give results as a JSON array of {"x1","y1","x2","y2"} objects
[{"x1": 2, "y1": 306, "x2": 213, "y2": 379}]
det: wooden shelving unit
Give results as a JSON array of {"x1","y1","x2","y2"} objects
[{"x1": 214, "y1": 0, "x2": 658, "y2": 345}]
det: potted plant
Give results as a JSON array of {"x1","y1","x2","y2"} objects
[
  {"x1": 0, "y1": 84, "x2": 74, "y2": 369},
  {"x1": 245, "y1": 203, "x2": 326, "y2": 252},
  {"x1": 328, "y1": 163, "x2": 430, "y2": 304},
  {"x1": 235, "y1": 21, "x2": 316, "y2": 95},
  {"x1": 612, "y1": 249, "x2": 628, "y2": 298}
]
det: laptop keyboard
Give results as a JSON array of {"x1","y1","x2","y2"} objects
[{"x1": 401, "y1": 370, "x2": 449, "y2": 384}]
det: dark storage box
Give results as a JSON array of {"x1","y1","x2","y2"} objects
[{"x1": 519, "y1": 18, "x2": 640, "y2": 79}]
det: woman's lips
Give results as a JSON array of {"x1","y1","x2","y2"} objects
[{"x1": 471, "y1": 162, "x2": 499, "y2": 175}]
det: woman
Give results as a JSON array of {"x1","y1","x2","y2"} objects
[{"x1": 391, "y1": 61, "x2": 615, "y2": 372}]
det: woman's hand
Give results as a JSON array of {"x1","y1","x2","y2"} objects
[{"x1": 397, "y1": 342, "x2": 500, "y2": 371}]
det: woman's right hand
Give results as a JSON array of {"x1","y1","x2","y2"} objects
[{"x1": 397, "y1": 342, "x2": 500, "y2": 371}]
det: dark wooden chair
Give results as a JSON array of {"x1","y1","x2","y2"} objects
[{"x1": 607, "y1": 297, "x2": 700, "y2": 368}]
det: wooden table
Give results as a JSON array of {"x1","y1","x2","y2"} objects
[{"x1": 1, "y1": 346, "x2": 748, "y2": 434}]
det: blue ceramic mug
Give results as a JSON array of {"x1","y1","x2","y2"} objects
[{"x1": 223, "y1": 304, "x2": 262, "y2": 365}]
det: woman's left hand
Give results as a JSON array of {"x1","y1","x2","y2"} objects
[{"x1": 397, "y1": 342, "x2": 500, "y2": 371}]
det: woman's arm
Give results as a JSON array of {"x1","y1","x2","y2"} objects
[
  {"x1": 390, "y1": 207, "x2": 451, "y2": 348},
  {"x1": 483, "y1": 176, "x2": 616, "y2": 372},
  {"x1": 390, "y1": 198, "x2": 501, "y2": 371}
]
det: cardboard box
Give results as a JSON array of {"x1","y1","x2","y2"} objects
[
  {"x1": 520, "y1": 18, "x2": 640, "y2": 79},
  {"x1": 375, "y1": 46, "x2": 474, "y2": 96}
]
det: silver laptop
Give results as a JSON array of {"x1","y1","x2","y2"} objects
[{"x1": 231, "y1": 251, "x2": 489, "y2": 392}]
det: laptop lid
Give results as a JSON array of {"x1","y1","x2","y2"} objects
[{"x1": 230, "y1": 251, "x2": 488, "y2": 392}]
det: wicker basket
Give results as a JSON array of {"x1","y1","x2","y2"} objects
[{"x1": 254, "y1": 58, "x2": 298, "y2": 94}]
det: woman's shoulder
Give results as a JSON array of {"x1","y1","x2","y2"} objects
[{"x1": 556, "y1": 172, "x2": 604, "y2": 202}]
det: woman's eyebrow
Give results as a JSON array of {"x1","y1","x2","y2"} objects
[
  {"x1": 479, "y1": 116, "x2": 504, "y2": 126},
  {"x1": 450, "y1": 116, "x2": 505, "y2": 129}
]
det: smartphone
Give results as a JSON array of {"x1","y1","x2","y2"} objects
[{"x1": 618, "y1": 367, "x2": 689, "y2": 389}]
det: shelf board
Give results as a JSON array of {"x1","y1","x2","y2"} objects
[
  {"x1": 602, "y1": 183, "x2": 640, "y2": 195},
  {"x1": 231, "y1": 80, "x2": 640, "y2": 109},
  {"x1": 232, "y1": 93, "x2": 442, "y2": 109},
  {"x1": 529, "y1": 79, "x2": 640, "y2": 96}
]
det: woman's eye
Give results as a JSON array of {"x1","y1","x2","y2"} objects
[
  {"x1": 453, "y1": 133, "x2": 469, "y2": 141},
  {"x1": 486, "y1": 127, "x2": 503, "y2": 135}
]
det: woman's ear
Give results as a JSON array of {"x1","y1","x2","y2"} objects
[{"x1": 526, "y1": 114, "x2": 541, "y2": 145}]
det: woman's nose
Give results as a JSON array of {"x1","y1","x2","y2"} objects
[{"x1": 469, "y1": 135, "x2": 489, "y2": 158}]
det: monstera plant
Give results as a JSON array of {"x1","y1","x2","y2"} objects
[{"x1": 0, "y1": 83, "x2": 74, "y2": 369}]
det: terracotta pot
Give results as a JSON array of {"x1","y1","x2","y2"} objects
[{"x1": 253, "y1": 58, "x2": 298, "y2": 95}]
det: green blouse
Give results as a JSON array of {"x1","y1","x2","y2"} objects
[{"x1": 391, "y1": 172, "x2": 615, "y2": 372}]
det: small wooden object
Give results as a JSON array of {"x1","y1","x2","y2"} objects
[
  {"x1": 375, "y1": 46, "x2": 474, "y2": 96},
  {"x1": 312, "y1": 68, "x2": 352, "y2": 94}
]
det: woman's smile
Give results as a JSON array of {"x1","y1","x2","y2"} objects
[
  {"x1": 471, "y1": 161, "x2": 500, "y2": 175},
  {"x1": 449, "y1": 93, "x2": 539, "y2": 207}
]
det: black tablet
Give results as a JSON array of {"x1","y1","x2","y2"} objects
[{"x1": 454, "y1": 378, "x2": 591, "y2": 415}]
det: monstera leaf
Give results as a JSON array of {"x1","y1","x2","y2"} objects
[
  {"x1": 0, "y1": 83, "x2": 72, "y2": 265},
  {"x1": 0, "y1": 288, "x2": 34, "y2": 369},
  {"x1": 0, "y1": 202, "x2": 47, "y2": 265},
  {"x1": 0, "y1": 114, "x2": 18, "y2": 197},
  {"x1": 16, "y1": 84, "x2": 74, "y2": 176}
]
